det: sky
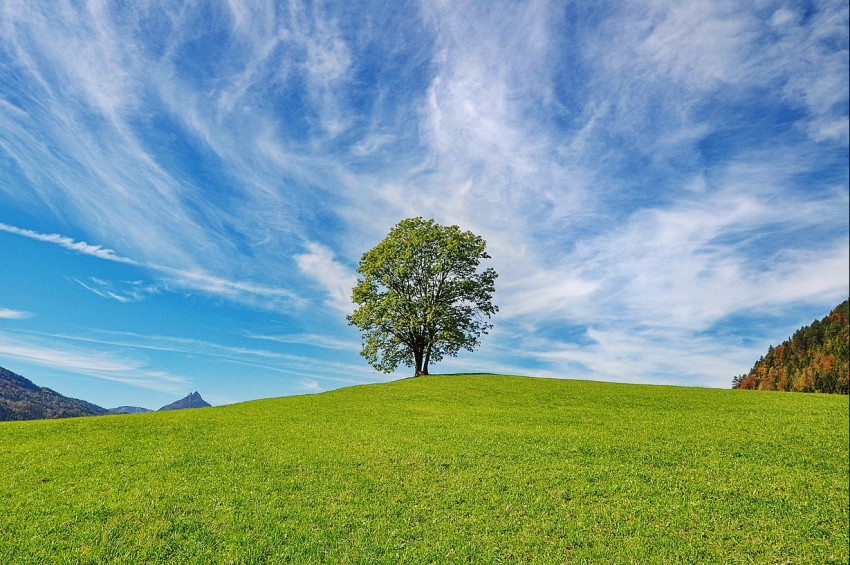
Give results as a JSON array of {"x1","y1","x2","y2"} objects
[{"x1": 0, "y1": 0, "x2": 847, "y2": 410}]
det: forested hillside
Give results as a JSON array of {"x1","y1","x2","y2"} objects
[
  {"x1": 0, "y1": 366, "x2": 107, "y2": 420},
  {"x1": 734, "y1": 299, "x2": 849, "y2": 393}
]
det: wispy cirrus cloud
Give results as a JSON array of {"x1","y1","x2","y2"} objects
[
  {"x1": 1, "y1": 1, "x2": 398, "y2": 315},
  {"x1": 0, "y1": 330, "x2": 190, "y2": 394},
  {"x1": 0, "y1": 221, "x2": 301, "y2": 309},
  {"x1": 156, "y1": 266, "x2": 303, "y2": 308},
  {"x1": 564, "y1": 185, "x2": 850, "y2": 329},
  {"x1": 0, "y1": 308, "x2": 32, "y2": 320},
  {"x1": 24, "y1": 329, "x2": 378, "y2": 385},
  {"x1": 0, "y1": 222, "x2": 137, "y2": 264},
  {"x1": 245, "y1": 331, "x2": 358, "y2": 352},
  {"x1": 524, "y1": 326, "x2": 760, "y2": 389},
  {"x1": 299, "y1": 379, "x2": 322, "y2": 392},
  {"x1": 0, "y1": 0, "x2": 846, "y2": 395},
  {"x1": 294, "y1": 241, "x2": 356, "y2": 313},
  {"x1": 72, "y1": 277, "x2": 160, "y2": 304},
  {"x1": 349, "y1": 0, "x2": 848, "y2": 385},
  {"x1": 587, "y1": 1, "x2": 848, "y2": 144}
]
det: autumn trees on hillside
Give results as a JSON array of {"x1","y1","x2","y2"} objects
[{"x1": 733, "y1": 299, "x2": 849, "y2": 394}]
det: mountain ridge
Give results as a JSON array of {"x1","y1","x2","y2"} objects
[
  {"x1": 1, "y1": 366, "x2": 212, "y2": 421},
  {"x1": 158, "y1": 391, "x2": 211, "y2": 411},
  {"x1": 0, "y1": 366, "x2": 107, "y2": 421}
]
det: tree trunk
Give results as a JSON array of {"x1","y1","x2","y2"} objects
[
  {"x1": 413, "y1": 348, "x2": 425, "y2": 376},
  {"x1": 422, "y1": 342, "x2": 432, "y2": 376}
]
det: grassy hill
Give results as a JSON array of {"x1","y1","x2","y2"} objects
[{"x1": 1, "y1": 374, "x2": 847, "y2": 563}]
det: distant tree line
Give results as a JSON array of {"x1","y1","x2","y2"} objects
[{"x1": 733, "y1": 299, "x2": 849, "y2": 394}]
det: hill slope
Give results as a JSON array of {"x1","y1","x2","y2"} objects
[
  {"x1": 0, "y1": 366, "x2": 106, "y2": 421},
  {"x1": 734, "y1": 299, "x2": 849, "y2": 393},
  {"x1": 0, "y1": 374, "x2": 846, "y2": 563}
]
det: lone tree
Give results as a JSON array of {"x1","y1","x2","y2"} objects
[{"x1": 347, "y1": 217, "x2": 498, "y2": 376}]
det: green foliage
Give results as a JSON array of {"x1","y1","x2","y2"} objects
[
  {"x1": 735, "y1": 299, "x2": 849, "y2": 394},
  {"x1": 1, "y1": 375, "x2": 847, "y2": 563},
  {"x1": 348, "y1": 217, "x2": 497, "y2": 375}
]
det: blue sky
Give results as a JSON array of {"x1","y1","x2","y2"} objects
[{"x1": 0, "y1": 1, "x2": 847, "y2": 409}]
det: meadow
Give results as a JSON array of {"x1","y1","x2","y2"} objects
[{"x1": 0, "y1": 374, "x2": 847, "y2": 563}]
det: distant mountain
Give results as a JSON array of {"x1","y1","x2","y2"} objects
[
  {"x1": 734, "y1": 299, "x2": 849, "y2": 394},
  {"x1": 107, "y1": 406, "x2": 153, "y2": 415},
  {"x1": 158, "y1": 391, "x2": 211, "y2": 411},
  {"x1": 0, "y1": 366, "x2": 107, "y2": 421}
]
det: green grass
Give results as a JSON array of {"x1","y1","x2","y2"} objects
[{"x1": 1, "y1": 374, "x2": 847, "y2": 564}]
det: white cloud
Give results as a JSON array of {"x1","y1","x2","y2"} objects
[
  {"x1": 337, "y1": 1, "x2": 846, "y2": 387},
  {"x1": 294, "y1": 241, "x2": 356, "y2": 313},
  {"x1": 527, "y1": 326, "x2": 760, "y2": 389},
  {"x1": 0, "y1": 308, "x2": 32, "y2": 320},
  {"x1": 72, "y1": 277, "x2": 160, "y2": 303},
  {"x1": 594, "y1": 1, "x2": 849, "y2": 145},
  {"x1": 498, "y1": 272, "x2": 599, "y2": 321},
  {"x1": 634, "y1": 2, "x2": 759, "y2": 90},
  {"x1": 770, "y1": 8, "x2": 797, "y2": 28},
  {"x1": 0, "y1": 0, "x2": 846, "y2": 394},
  {"x1": 0, "y1": 222, "x2": 137, "y2": 264},
  {"x1": 0, "y1": 221, "x2": 302, "y2": 309},
  {"x1": 418, "y1": 0, "x2": 582, "y2": 223},
  {"x1": 245, "y1": 332, "x2": 358, "y2": 352},
  {"x1": 82, "y1": 329, "x2": 380, "y2": 379},
  {"x1": 566, "y1": 188, "x2": 849, "y2": 330},
  {"x1": 157, "y1": 266, "x2": 303, "y2": 308},
  {"x1": 0, "y1": 331, "x2": 189, "y2": 394},
  {"x1": 299, "y1": 379, "x2": 322, "y2": 392}
]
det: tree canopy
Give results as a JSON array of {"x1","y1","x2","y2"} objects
[
  {"x1": 733, "y1": 299, "x2": 849, "y2": 394},
  {"x1": 347, "y1": 217, "x2": 498, "y2": 376}
]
